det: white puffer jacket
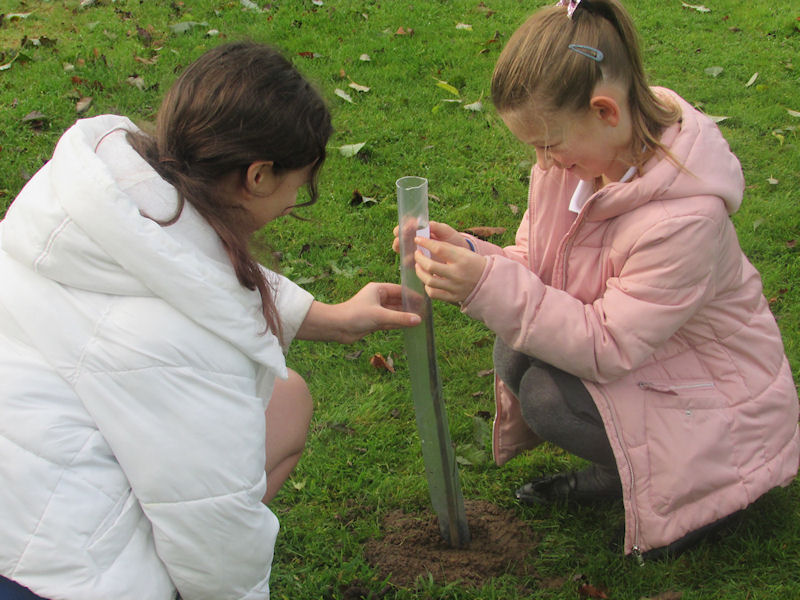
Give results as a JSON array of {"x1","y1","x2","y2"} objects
[{"x1": 0, "y1": 116, "x2": 314, "y2": 599}]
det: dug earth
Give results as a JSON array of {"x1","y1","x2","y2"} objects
[{"x1": 364, "y1": 500, "x2": 538, "y2": 588}]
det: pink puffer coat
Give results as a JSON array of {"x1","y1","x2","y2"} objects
[{"x1": 461, "y1": 88, "x2": 800, "y2": 557}]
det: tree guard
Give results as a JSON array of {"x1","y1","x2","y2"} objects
[{"x1": 396, "y1": 176, "x2": 470, "y2": 548}]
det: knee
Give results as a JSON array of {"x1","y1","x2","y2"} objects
[
  {"x1": 285, "y1": 369, "x2": 313, "y2": 429},
  {"x1": 517, "y1": 368, "x2": 563, "y2": 438}
]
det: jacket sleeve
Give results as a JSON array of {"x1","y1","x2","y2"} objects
[
  {"x1": 463, "y1": 208, "x2": 531, "y2": 268},
  {"x1": 264, "y1": 268, "x2": 314, "y2": 349},
  {"x1": 461, "y1": 208, "x2": 722, "y2": 383},
  {"x1": 75, "y1": 303, "x2": 282, "y2": 600}
]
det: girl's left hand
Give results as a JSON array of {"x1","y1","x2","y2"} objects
[
  {"x1": 413, "y1": 237, "x2": 487, "y2": 305},
  {"x1": 298, "y1": 282, "x2": 421, "y2": 344}
]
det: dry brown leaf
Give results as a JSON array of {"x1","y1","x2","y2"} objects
[
  {"x1": 75, "y1": 96, "x2": 93, "y2": 114},
  {"x1": 370, "y1": 353, "x2": 395, "y2": 373},
  {"x1": 578, "y1": 583, "x2": 609, "y2": 599},
  {"x1": 464, "y1": 226, "x2": 506, "y2": 239}
]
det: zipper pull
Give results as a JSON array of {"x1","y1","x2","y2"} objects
[
  {"x1": 637, "y1": 381, "x2": 677, "y2": 394},
  {"x1": 632, "y1": 545, "x2": 645, "y2": 567}
]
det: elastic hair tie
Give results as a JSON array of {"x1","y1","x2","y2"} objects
[
  {"x1": 556, "y1": 0, "x2": 581, "y2": 19},
  {"x1": 568, "y1": 43, "x2": 604, "y2": 62}
]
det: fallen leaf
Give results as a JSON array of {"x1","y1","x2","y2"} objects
[
  {"x1": 456, "y1": 443, "x2": 487, "y2": 466},
  {"x1": 456, "y1": 23, "x2": 473, "y2": 30},
  {"x1": 435, "y1": 79, "x2": 460, "y2": 96},
  {"x1": 745, "y1": 72, "x2": 758, "y2": 87},
  {"x1": 298, "y1": 51, "x2": 322, "y2": 59},
  {"x1": 6, "y1": 13, "x2": 32, "y2": 21},
  {"x1": 126, "y1": 75, "x2": 146, "y2": 91},
  {"x1": 509, "y1": 204, "x2": 520, "y2": 215},
  {"x1": 463, "y1": 100, "x2": 483, "y2": 111},
  {"x1": 395, "y1": 26, "x2": 413, "y2": 35},
  {"x1": 291, "y1": 479, "x2": 306, "y2": 490},
  {"x1": 348, "y1": 81, "x2": 370, "y2": 92},
  {"x1": 465, "y1": 226, "x2": 506, "y2": 239},
  {"x1": 788, "y1": 108, "x2": 800, "y2": 118},
  {"x1": 334, "y1": 88, "x2": 354, "y2": 103},
  {"x1": 475, "y1": 2, "x2": 496, "y2": 17},
  {"x1": 370, "y1": 353, "x2": 395, "y2": 373},
  {"x1": 477, "y1": 368, "x2": 494, "y2": 377},
  {"x1": 345, "y1": 350, "x2": 363, "y2": 361},
  {"x1": 578, "y1": 583, "x2": 609, "y2": 599},
  {"x1": 704, "y1": 66, "x2": 723, "y2": 77},
  {"x1": 312, "y1": 0, "x2": 324, "y2": 5},
  {"x1": 350, "y1": 189, "x2": 377, "y2": 206},
  {"x1": 752, "y1": 217, "x2": 765, "y2": 231},
  {"x1": 786, "y1": 240, "x2": 796, "y2": 248},
  {"x1": 338, "y1": 142, "x2": 366, "y2": 157},
  {"x1": 134, "y1": 55, "x2": 158, "y2": 65},
  {"x1": 169, "y1": 21, "x2": 208, "y2": 34},
  {"x1": 240, "y1": 0, "x2": 259, "y2": 9},
  {"x1": 22, "y1": 111, "x2": 47, "y2": 130},
  {"x1": 681, "y1": 2, "x2": 711, "y2": 12},
  {"x1": 708, "y1": 115, "x2": 730, "y2": 123},
  {"x1": 767, "y1": 177, "x2": 779, "y2": 185},
  {"x1": 75, "y1": 97, "x2": 93, "y2": 114},
  {"x1": 359, "y1": 53, "x2": 371, "y2": 61}
]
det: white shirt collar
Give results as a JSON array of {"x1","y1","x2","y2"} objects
[{"x1": 568, "y1": 164, "x2": 638, "y2": 214}]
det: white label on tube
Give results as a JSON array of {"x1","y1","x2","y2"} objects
[{"x1": 417, "y1": 225, "x2": 430, "y2": 257}]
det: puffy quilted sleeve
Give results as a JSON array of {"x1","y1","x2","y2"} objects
[
  {"x1": 461, "y1": 204, "x2": 723, "y2": 383},
  {"x1": 463, "y1": 208, "x2": 531, "y2": 268},
  {"x1": 265, "y1": 269, "x2": 314, "y2": 348},
  {"x1": 75, "y1": 299, "x2": 284, "y2": 599}
]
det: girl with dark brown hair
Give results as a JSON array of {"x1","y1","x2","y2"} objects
[{"x1": 0, "y1": 42, "x2": 419, "y2": 599}]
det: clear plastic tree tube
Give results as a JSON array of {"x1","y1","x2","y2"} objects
[{"x1": 396, "y1": 176, "x2": 470, "y2": 548}]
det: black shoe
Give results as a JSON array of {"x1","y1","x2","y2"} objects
[
  {"x1": 515, "y1": 465, "x2": 622, "y2": 505},
  {"x1": 639, "y1": 511, "x2": 743, "y2": 562}
]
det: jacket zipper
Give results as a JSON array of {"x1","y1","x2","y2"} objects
[{"x1": 600, "y1": 387, "x2": 643, "y2": 564}]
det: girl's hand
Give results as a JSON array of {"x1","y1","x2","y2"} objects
[
  {"x1": 413, "y1": 237, "x2": 487, "y2": 305},
  {"x1": 297, "y1": 283, "x2": 421, "y2": 344},
  {"x1": 392, "y1": 220, "x2": 470, "y2": 254}
]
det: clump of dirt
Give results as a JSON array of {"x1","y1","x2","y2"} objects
[{"x1": 364, "y1": 500, "x2": 538, "y2": 588}]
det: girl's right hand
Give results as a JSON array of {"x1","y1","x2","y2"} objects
[{"x1": 392, "y1": 220, "x2": 470, "y2": 254}]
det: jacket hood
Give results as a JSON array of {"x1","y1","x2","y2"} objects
[
  {"x1": 586, "y1": 87, "x2": 744, "y2": 222},
  {"x1": 0, "y1": 115, "x2": 285, "y2": 370}
]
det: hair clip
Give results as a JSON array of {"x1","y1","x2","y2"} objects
[
  {"x1": 556, "y1": 0, "x2": 581, "y2": 19},
  {"x1": 568, "y1": 43, "x2": 604, "y2": 62}
]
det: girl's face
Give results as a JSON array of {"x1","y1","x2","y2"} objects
[
  {"x1": 501, "y1": 94, "x2": 633, "y2": 183},
  {"x1": 244, "y1": 163, "x2": 315, "y2": 230}
]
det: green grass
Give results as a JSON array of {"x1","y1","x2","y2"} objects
[{"x1": 2, "y1": 1, "x2": 799, "y2": 598}]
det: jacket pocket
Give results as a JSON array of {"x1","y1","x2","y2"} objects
[
  {"x1": 86, "y1": 489, "x2": 144, "y2": 570},
  {"x1": 640, "y1": 380, "x2": 740, "y2": 515}
]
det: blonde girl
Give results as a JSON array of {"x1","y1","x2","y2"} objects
[{"x1": 400, "y1": 0, "x2": 799, "y2": 560}]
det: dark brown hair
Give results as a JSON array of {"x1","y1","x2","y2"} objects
[
  {"x1": 491, "y1": 0, "x2": 680, "y2": 167},
  {"x1": 128, "y1": 41, "x2": 332, "y2": 340}
]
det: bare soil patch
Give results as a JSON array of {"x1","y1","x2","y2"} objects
[{"x1": 364, "y1": 499, "x2": 539, "y2": 588}]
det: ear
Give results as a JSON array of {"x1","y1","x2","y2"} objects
[
  {"x1": 245, "y1": 161, "x2": 278, "y2": 195},
  {"x1": 589, "y1": 95, "x2": 621, "y2": 127}
]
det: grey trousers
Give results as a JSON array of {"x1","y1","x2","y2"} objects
[{"x1": 493, "y1": 337, "x2": 617, "y2": 470}]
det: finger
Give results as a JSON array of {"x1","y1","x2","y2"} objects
[
  {"x1": 415, "y1": 236, "x2": 453, "y2": 261},
  {"x1": 374, "y1": 307, "x2": 421, "y2": 328}
]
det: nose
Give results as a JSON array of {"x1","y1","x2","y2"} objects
[{"x1": 535, "y1": 148, "x2": 554, "y2": 170}]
